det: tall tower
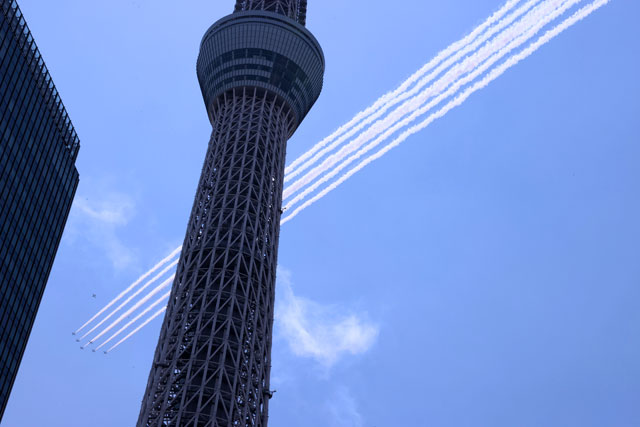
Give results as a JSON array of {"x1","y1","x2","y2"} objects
[{"x1": 138, "y1": 1, "x2": 324, "y2": 426}]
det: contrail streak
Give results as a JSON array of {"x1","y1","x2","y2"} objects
[
  {"x1": 94, "y1": 291, "x2": 171, "y2": 351},
  {"x1": 105, "y1": 307, "x2": 167, "y2": 354},
  {"x1": 283, "y1": 0, "x2": 524, "y2": 181},
  {"x1": 78, "y1": 259, "x2": 178, "y2": 341},
  {"x1": 284, "y1": 0, "x2": 541, "y2": 184},
  {"x1": 86, "y1": 0, "x2": 611, "y2": 353},
  {"x1": 79, "y1": 3, "x2": 537, "y2": 334},
  {"x1": 83, "y1": 274, "x2": 175, "y2": 347},
  {"x1": 282, "y1": 0, "x2": 564, "y2": 202},
  {"x1": 281, "y1": 0, "x2": 610, "y2": 225},
  {"x1": 73, "y1": 245, "x2": 181, "y2": 335},
  {"x1": 78, "y1": 3, "x2": 531, "y2": 331},
  {"x1": 282, "y1": 0, "x2": 572, "y2": 209}
]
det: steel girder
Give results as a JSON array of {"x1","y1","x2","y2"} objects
[
  {"x1": 138, "y1": 88, "x2": 293, "y2": 427},
  {"x1": 234, "y1": 0, "x2": 307, "y2": 25}
]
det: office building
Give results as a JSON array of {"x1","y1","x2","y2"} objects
[{"x1": 0, "y1": 0, "x2": 80, "y2": 420}]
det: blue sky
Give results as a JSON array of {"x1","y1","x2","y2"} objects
[{"x1": 3, "y1": 0, "x2": 640, "y2": 426}]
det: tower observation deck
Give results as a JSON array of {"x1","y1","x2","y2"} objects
[{"x1": 137, "y1": 1, "x2": 324, "y2": 426}]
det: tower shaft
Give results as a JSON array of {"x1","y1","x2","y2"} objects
[
  {"x1": 138, "y1": 2, "x2": 323, "y2": 426},
  {"x1": 138, "y1": 88, "x2": 291, "y2": 426}
]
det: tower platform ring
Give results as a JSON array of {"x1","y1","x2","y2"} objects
[{"x1": 197, "y1": 10, "x2": 325, "y2": 134}]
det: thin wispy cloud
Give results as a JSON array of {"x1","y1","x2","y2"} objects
[
  {"x1": 66, "y1": 191, "x2": 137, "y2": 270},
  {"x1": 326, "y1": 386, "x2": 364, "y2": 427},
  {"x1": 275, "y1": 268, "x2": 379, "y2": 368},
  {"x1": 73, "y1": 196, "x2": 133, "y2": 226}
]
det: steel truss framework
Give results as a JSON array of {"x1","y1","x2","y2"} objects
[
  {"x1": 234, "y1": 0, "x2": 307, "y2": 25},
  {"x1": 139, "y1": 88, "x2": 291, "y2": 426},
  {"x1": 138, "y1": 1, "x2": 322, "y2": 425}
]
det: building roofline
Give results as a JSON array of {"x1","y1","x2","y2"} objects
[{"x1": 1, "y1": 0, "x2": 80, "y2": 162}]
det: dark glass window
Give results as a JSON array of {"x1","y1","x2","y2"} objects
[{"x1": 0, "y1": 0, "x2": 79, "y2": 421}]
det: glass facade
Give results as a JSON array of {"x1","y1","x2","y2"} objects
[
  {"x1": 197, "y1": 10, "x2": 324, "y2": 129},
  {"x1": 0, "y1": 0, "x2": 80, "y2": 420}
]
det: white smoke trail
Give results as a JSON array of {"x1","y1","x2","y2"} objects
[
  {"x1": 104, "y1": 307, "x2": 167, "y2": 354},
  {"x1": 89, "y1": 0, "x2": 611, "y2": 353},
  {"x1": 73, "y1": 245, "x2": 181, "y2": 335},
  {"x1": 94, "y1": 291, "x2": 171, "y2": 351},
  {"x1": 78, "y1": 259, "x2": 178, "y2": 341},
  {"x1": 83, "y1": 274, "x2": 175, "y2": 347},
  {"x1": 282, "y1": 0, "x2": 574, "y2": 210},
  {"x1": 284, "y1": 0, "x2": 541, "y2": 184},
  {"x1": 284, "y1": 0, "x2": 524, "y2": 178},
  {"x1": 75, "y1": 2, "x2": 534, "y2": 338},
  {"x1": 282, "y1": 0, "x2": 566, "y2": 203},
  {"x1": 281, "y1": 0, "x2": 610, "y2": 225}
]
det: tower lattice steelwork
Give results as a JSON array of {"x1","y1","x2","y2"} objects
[{"x1": 137, "y1": 1, "x2": 324, "y2": 425}]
